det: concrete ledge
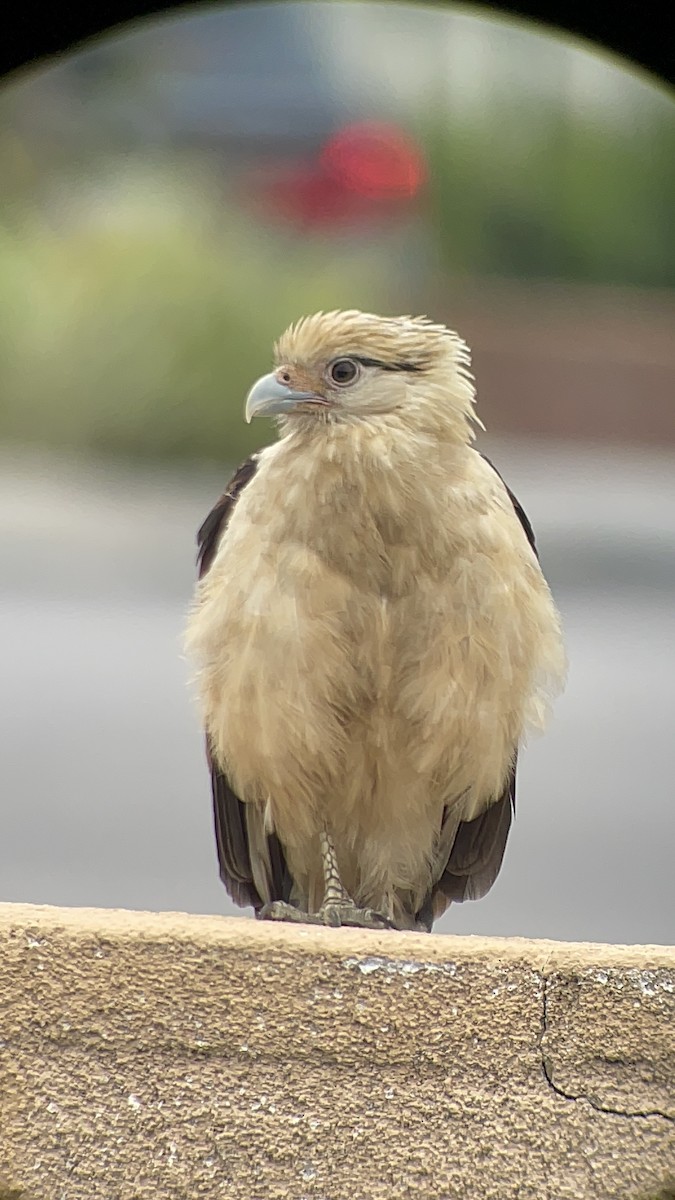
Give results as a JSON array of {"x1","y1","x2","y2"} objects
[{"x1": 1, "y1": 904, "x2": 674, "y2": 1200}]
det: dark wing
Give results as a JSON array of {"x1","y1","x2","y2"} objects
[
  {"x1": 480, "y1": 453, "x2": 538, "y2": 559},
  {"x1": 197, "y1": 454, "x2": 292, "y2": 912},
  {"x1": 422, "y1": 761, "x2": 516, "y2": 928},
  {"x1": 421, "y1": 462, "x2": 538, "y2": 928},
  {"x1": 209, "y1": 756, "x2": 292, "y2": 911},
  {"x1": 197, "y1": 455, "x2": 260, "y2": 576}
]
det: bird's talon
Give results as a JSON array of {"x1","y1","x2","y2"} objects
[
  {"x1": 316, "y1": 902, "x2": 395, "y2": 931},
  {"x1": 257, "y1": 901, "x2": 317, "y2": 924},
  {"x1": 321, "y1": 905, "x2": 342, "y2": 928},
  {"x1": 257, "y1": 899, "x2": 395, "y2": 931},
  {"x1": 366, "y1": 909, "x2": 396, "y2": 929}
]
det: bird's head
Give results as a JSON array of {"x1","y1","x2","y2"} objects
[{"x1": 244, "y1": 309, "x2": 483, "y2": 442}]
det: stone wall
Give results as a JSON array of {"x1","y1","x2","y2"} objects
[{"x1": 1, "y1": 904, "x2": 674, "y2": 1199}]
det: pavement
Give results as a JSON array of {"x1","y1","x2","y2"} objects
[{"x1": 1, "y1": 437, "x2": 674, "y2": 946}]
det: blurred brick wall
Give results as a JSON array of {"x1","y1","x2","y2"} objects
[{"x1": 435, "y1": 279, "x2": 675, "y2": 447}]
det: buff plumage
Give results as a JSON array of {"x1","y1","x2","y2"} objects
[{"x1": 185, "y1": 310, "x2": 566, "y2": 931}]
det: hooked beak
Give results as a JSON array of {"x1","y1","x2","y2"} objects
[{"x1": 244, "y1": 373, "x2": 329, "y2": 423}]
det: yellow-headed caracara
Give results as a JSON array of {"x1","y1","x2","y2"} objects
[{"x1": 185, "y1": 310, "x2": 566, "y2": 931}]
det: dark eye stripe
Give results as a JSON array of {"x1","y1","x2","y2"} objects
[{"x1": 352, "y1": 356, "x2": 424, "y2": 373}]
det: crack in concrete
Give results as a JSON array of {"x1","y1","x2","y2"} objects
[{"x1": 539, "y1": 974, "x2": 674, "y2": 1125}]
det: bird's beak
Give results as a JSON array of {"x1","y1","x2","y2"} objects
[{"x1": 244, "y1": 373, "x2": 329, "y2": 423}]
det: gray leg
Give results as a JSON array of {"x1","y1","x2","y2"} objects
[
  {"x1": 315, "y1": 828, "x2": 395, "y2": 929},
  {"x1": 318, "y1": 828, "x2": 352, "y2": 908},
  {"x1": 258, "y1": 827, "x2": 396, "y2": 930}
]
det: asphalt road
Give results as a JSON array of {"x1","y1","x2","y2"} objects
[{"x1": 1, "y1": 438, "x2": 674, "y2": 945}]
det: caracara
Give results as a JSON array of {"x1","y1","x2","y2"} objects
[{"x1": 185, "y1": 310, "x2": 565, "y2": 931}]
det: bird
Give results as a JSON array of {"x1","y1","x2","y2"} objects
[{"x1": 185, "y1": 309, "x2": 566, "y2": 932}]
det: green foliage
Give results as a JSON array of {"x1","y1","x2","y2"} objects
[
  {"x1": 1, "y1": 92, "x2": 673, "y2": 465},
  {"x1": 0, "y1": 169, "x2": 386, "y2": 464},
  {"x1": 422, "y1": 100, "x2": 675, "y2": 289}
]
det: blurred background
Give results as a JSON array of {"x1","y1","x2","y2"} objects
[{"x1": 1, "y1": 1, "x2": 673, "y2": 945}]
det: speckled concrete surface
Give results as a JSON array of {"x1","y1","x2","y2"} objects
[{"x1": 1, "y1": 904, "x2": 674, "y2": 1200}]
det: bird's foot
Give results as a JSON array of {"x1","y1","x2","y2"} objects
[
  {"x1": 317, "y1": 900, "x2": 395, "y2": 930},
  {"x1": 257, "y1": 901, "x2": 315, "y2": 924},
  {"x1": 257, "y1": 899, "x2": 394, "y2": 930}
]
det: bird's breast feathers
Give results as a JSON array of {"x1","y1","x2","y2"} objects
[{"x1": 187, "y1": 430, "x2": 565, "y2": 874}]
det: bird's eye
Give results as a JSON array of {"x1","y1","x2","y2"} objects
[{"x1": 329, "y1": 358, "x2": 359, "y2": 386}]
